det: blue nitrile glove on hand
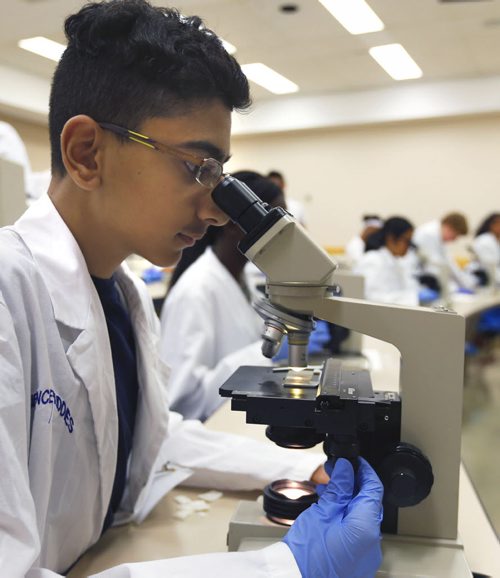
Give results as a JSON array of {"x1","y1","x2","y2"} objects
[
  {"x1": 418, "y1": 287, "x2": 439, "y2": 304},
  {"x1": 141, "y1": 266, "x2": 165, "y2": 284},
  {"x1": 283, "y1": 457, "x2": 383, "y2": 578},
  {"x1": 308, "y1": 320, "x2": 331, "y2": 354}
]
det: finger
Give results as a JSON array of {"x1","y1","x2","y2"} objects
[
  {"x1": 357, "y1": 458, "x2": 384, "y2": 504},
  {"x1": 315, "y1": 482, "x2": 327, "y2": 497},
  {"x1": 346, "y1": 458, "x2": 384, "y2": 517},
  {"x1": 317, "y1": 457, "x2": 355, "y2": 516}
]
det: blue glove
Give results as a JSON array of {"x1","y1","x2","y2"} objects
[
  {"x1": 418, "y1": 287, "x2": 439, "y2": 304},
  {"x1": 308, "y1": 320, "x2": 331, "y2": 354},
  {"x1": 141, "y1": 267, "x2": 165, "y2": 284},
  {"x1": 283, "y1": 457, "x2": 383, "y2": 578}
]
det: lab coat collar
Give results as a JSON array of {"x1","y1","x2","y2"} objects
[
  {"x1": 113, "y1": 265, "x2": 172, "y2": 513},
  {"x1": 379, "y1": 246, "x2": 397, "y2": 261},
  {"x1": 14, "y1": 194, "x2": 95, "y2": 330}
]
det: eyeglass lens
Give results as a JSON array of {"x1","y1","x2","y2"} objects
[{"x1": 197, "y1": 158, "x2": 223, "y2": 188}]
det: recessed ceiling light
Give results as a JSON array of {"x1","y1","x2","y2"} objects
[
  {"x1": 241, "y1": 63, "x2": 299, "y2": 95},
  {"x1": 18, "y1": 36, "x2": 66, "y2": 61},
  {"x1": 369, "y1": 43, "x2": 423, "y2": 80},
  {"x1": 280, "y1": 3, "x2": 299, "y2": 13},
  {"x1": 317, "y1": 0, "x2": 384, "y2": 35}
]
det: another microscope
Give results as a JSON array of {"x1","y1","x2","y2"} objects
[{"x1": 212, "y1": 176, "x2": 471, "y2": 577}]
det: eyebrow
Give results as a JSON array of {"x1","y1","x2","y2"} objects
[{"x1": 180, "y1": 140, "x2": 231, "y2": 164}]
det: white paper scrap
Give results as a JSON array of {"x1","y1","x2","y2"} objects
[
  {"x1": 173, "y1": 509, "x2": 192, "y2": 520},
  {"x1": 197, "y1": 490, "x2": 223, "y2": 502},
  {"x1": 174, "y1": 495, "x2": 192, "y2": 505},
  {"x1": 189, "y1": 500, "x2": 210, "y2": 512}
]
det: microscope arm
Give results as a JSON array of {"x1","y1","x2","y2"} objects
[{"x1": 269, "y1": 290, "x2": 464, "y2": 540}]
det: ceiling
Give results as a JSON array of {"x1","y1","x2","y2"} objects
[{"x1": 2, "y1": 0, "x2": 500, "y2": 106}]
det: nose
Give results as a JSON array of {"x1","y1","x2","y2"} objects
[{"x1": 199, "y1": 190, "x2": 230, "y2": 226}]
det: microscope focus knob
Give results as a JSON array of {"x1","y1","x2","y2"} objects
[{"x1": 378, "y1": 442, "x2": 434, "y2": 508}]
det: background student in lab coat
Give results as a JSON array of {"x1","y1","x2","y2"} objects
[
  {"x1": 0, "y1": 1, "x2": 383, "y2": 577},
  {"x1": 159, "y1": 171, "x2": 284, "y2": 421},
  {"x1": 471, "y1": 212, "x2": 500, "y2": 285},
  {"x1": 413, "y1": 211, "x2": 476, "y2": 291},
  {"x1": 354, "y1": 216, "x2": 421, "y2": 306},
  {"x1": 345, "y1": 214, "x2": 384, "y2": 266}
]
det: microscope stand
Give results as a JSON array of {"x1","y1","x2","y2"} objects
[{"x1": 227, "y1": 498, "x2": 473, "y2": 578}]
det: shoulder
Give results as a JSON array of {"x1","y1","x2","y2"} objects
[
  {"x1": 0, "y1": 228, "x2": 41, "y2": 290},
  {"x1": 0, "y1": 228, "x2": 51, "y2": 327},
  {"x1": 170, "y1": 250, "x2": 226, "y2": 298},
  {"x1": 415, "y1": 221, "x2": 437, "y2": 236},
  {"x1": 475, "y1": 232, "x2": 495, "y2": 244},
  {"x1": 359, "y1": 249, "x2": 384, "y2": 265}
]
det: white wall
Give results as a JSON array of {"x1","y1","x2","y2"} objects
[
  {"x1": 3, "y1": 110, "x2": 500, "y2": 249},
  {"x1": 227, "y1": 113, "x2": 500, "y2": 247}
]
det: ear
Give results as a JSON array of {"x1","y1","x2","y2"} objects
[{"x1": 60, "y1": 115, "x2": 103, "y2": 190}]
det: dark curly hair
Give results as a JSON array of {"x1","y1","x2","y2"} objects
[
  {"x1": 49, "y1": 0, "x2": 251, "y2": 175},
  {"x1": 475, "y1": 213, "x2": 500, "y2": 237},
  {"x1": 365, "y1": 216, "x2": 414, "y2": 252}
]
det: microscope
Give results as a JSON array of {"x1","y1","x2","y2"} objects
[{"x1": 212, "y1": 176, "x2": 472, "y2": 577}]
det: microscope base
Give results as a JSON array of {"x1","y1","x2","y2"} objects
[{"x1": 228, "y1": 499, "x2": 473, "y2": 578}]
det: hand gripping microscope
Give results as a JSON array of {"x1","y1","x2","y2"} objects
[{"x1": 212, "y1": 175, "x2": 472, "y2": 577}]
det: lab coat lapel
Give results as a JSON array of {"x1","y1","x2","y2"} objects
[
  {"x1": 14, "y1": 195, "x2": 118, "y2": 525},
  {"x1": 114, "y1": 267, "x2": 170, "y2": 511},
  {"x1": 63, "y1": 303, "x2": 118, "y2": 525}
]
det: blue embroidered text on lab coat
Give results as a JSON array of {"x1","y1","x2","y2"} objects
[{"x1": 31, "y1": 388, "x2": 75, "y2": 433}]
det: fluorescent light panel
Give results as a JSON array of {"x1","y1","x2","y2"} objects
[
  {"x1": 318, "y1": 0, "x2": 384, "y2": 35},
  {"x1": 369, "y1": 43, "x2": 423, "y2": 80},
  {"x1": 242, "y1": 63, "x2": 299, "y2": 95},
  {"x1": 18, "y1": 36, "x2": 66, "y2": 61}
]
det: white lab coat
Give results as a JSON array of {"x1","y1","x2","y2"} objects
[
  {"x1": 160, "y1": 247, "x2": 271, "y2": 421},
  {"x1": 354, "y1": 247, "x2": 420, "y2": 306},
  {"x1": 472, "y1": 232, "x2": 500, "y2": 283},
  {"x1": 345, "y1": 235, "x2": 365, "y2": 265},
  {"x1": 413, "y1": 220, "x2": 475, "y2": 289},
  {"x1": 0, "y1": 194, "x2": 323, "y2": 577}
]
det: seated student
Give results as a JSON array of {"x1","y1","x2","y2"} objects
[
  {"x1": 354, "y1": 216, "x2": 422, "y2": 306},
  {"x1": 345, "y1": 214, "x2": 383, "y2": 265},
  {"x1": 159, "y1": 171, "x2": 284, "y2": 421},
  {"x1": 413, "y1": 212, "x2": 476, "y2": 291},
  {"x1": 471, "y1": 212, "x2": 500, "y2": 285},
  {"x1": 0, "y1": 2, "x2": 383, "y2": 576}
]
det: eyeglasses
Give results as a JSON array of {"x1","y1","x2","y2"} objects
[{"x1": 99, "y1": 122, "x2": 224, "y2": 189}]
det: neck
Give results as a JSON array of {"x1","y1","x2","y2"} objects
[{"x1": 48, "y1": 178, "x2": 128, "y2": 278}]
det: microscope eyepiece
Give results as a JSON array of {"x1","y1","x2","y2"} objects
[{"x1": 212, "y1": 175, "x2": 269, "y2": 234}]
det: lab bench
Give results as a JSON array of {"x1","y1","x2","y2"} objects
[{"x1": 68, "y1": 291, "x2": 500, "y2": 578}]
